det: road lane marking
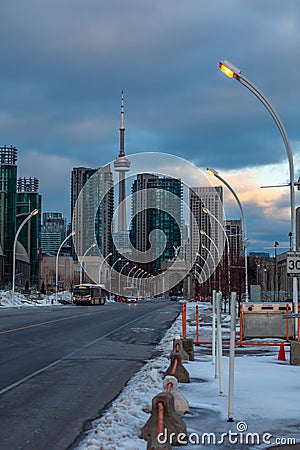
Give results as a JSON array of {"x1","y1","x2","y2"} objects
[
  {"x1": 0, "y1": 306, "x2": 175, "y2": 396},
  {"x1": 0, "y1": 311, "x2": 105, "y2": 335}
]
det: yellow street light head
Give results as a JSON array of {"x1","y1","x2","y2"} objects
[
  {"x1": 202, "y1": 208, "x2": 209, "y2": 214},
  {"x1": 219, "y1": 60, "x2": 241, "y2": 79},
  {"x1": 71, "y1": 231, "x2": 76, "y2": 236},
  {"x1": 31, "y1": 209, "x2": 39, "y2": 216},
  {"x1": 200, "y1": 230, "x2": 205, "y2": 235},
  {"x1": 201, "y1": 244, "x2": 207, "y2": 249},
  {"x1": 91, "y1": 243, "x2": 97, "y2": 248},
  {"x1": 207, "y1": 167, "x2": 218, "y2": 177}
]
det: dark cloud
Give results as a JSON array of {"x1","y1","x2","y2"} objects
[{"x1": 1, "y1": 0, "x2": 300, "y2": 249}]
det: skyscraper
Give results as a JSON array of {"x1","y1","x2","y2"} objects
[
  {"x1": 190, "y1": 186, "x2": 224, "y2": 269},
  {"x1": 130, "y1": 174, "x2": 183, "y2": 274},
  {"x1": 0, "y1": 145, "x2": 18, "y2": 281},
  {"x1": 40, "y1": 212, "x2": 67, "y2": 255},
  {"x1": 17, "y1": 177, "x2": 41, "y2": 285},
  {"x1": 71, "y1": 165, "x2": 114, "y2": 261},
  {"x1": 225, "y1": 219, "x2": 242, "y2": 262}
]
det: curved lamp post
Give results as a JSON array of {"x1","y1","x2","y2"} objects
[
  {"x1": 80, "y1": 243, "x2": 97, "y2": 285},
  {"x1": 127, "y1": 265, "x2": 137, "y2": 279},
  {"x1": 98, "y1": 252, "x2": 112, "y2": 285},
  {"x1": 12, "y1": 208, "x2": 39, "y2": 306},
  {"x1": 207, "y1": 169, "x2": 248, "y2": 300},
  {"x1": 219, "y1": 59, "x2": 297, "y2": 316},
  {"x1": 133, "y1": 267, "x2": 142, "y2": 288},
  {"x1": 119, "y1": 261, "x2": 129, "y2": 294},
  {"x1": 196, "y1": 255, "x2": 210, "y2": 280},
  {"x1": 109, "y1": 257, "x2": 121, "y2": 300},
  {"x1": 202, "y1": 207, "x2": 231, "y2": 295},
  {"x1": 55, "y1": 230, "x2": 75, "y2": 304},
  {"x1": 200, "y1": 229, "x2": 220, "y2": 260}
]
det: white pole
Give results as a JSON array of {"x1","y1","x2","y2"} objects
[
  {"x1": 12, "y1": 209, "x2": 39, "y2": 306},
  {"x1": 228, "y1": 291, "x2": 237, "y2": 421},
  {"x1": 55, "y1": 231, "x2": 75, "y2": 305},
  {"x1": 216, "y1": 291, "x2": 224, "y2": 395},
  {"x1": 212, "y1": 289, "x2": 216, "y2": 366}
]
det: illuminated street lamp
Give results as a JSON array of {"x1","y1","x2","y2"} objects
[
  {"x1": 200, "y1": 229, "x2": 220, "y2": 260},
  {"x1": 207, "y1": 168, "x2": 248, "y2": 300},
  {"x1": 219, "y1": 59, "x2": 297, "y2": 316},
  {"x1": 80, "y1": 243, "x2": 97, "y2": 285},
  {"x1": 55, "y1": 231, "x2": 75, "y2": 304},
  {"x1": 12, "y1": 208, "x2": 39, "y2": 305}
]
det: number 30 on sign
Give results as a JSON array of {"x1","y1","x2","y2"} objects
[{"x1": 287, "y1": 252, "x2": 300, "y2": 277}]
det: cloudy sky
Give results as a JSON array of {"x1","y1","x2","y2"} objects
[{"x1": 1, "y1": 0, "x2": 300, "y2": 253}]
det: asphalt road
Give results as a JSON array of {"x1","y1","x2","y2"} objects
[{"x1": 0, "y1": 298, "x2": 181, "y2": 450}]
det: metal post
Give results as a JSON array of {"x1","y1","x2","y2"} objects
[
  {"x1": 228, "y1": 292, "x2": 237, "y2": 421},
  {"x1": 216, "y1": 291, "x2": 224, "y2": 395}
]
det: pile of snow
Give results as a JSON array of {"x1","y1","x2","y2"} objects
[
  {"x1": 76, "y1": 301, "x2": 300, "y2": 450},
  {"x1": 0, "y1": 290, "x2": 72, "y2": 307}
]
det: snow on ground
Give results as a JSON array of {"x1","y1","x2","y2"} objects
[
  {"x1": 75, "y1": 301, "x2": 300, "y2": 450},
  {"x1": 0, "y1": 290, "x2": 73, "y2": 307}
]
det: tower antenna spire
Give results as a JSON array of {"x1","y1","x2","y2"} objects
[{"x1": 119, "y1": 90, "x2": 125, "y2": 157}]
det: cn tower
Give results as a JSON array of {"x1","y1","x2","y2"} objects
[{"x1": 114, "y1": 91, "x2": 131, "y2": 232}]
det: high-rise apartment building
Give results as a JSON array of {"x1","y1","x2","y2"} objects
[
  {"x1": 40, "y1": 212, "x2": 67, "y2": 255},
  {"x1": 71, "y1": 165, "x2": 114, "y2": 260},
  {"x1": 17, "y1": 177, "x2": 41, "y2": 285},
  {"x1": 0, "y1": 146, "x2": 18, "y2": 280},
  {"x1": 190, "y1": 186, "x2": 224, "y2": 271},
  {"x1": 130, "y1": 174, "x2": 183, "y2": 274},
  {"x1": 225, "y1": 219, "x2": 243, "y2": 262}
]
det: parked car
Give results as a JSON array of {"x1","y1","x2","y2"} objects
[{"x1": 170, "y1": 295, "x2": 178, "y2": 301}]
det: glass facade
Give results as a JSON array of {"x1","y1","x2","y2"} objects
[
  {"x1": 16, "y1": 189, "x2": 41, "y2": 286},
  {"x1": 130, "y1": 174, "x2": 183, "y2": 274},
  {"x1": 0, "y1": 146, "x2": 18, "y2": 281}
]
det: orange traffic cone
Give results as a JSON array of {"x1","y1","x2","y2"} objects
[{"x1": 278, "y1": 342, "x2": 286, "y2": 361}]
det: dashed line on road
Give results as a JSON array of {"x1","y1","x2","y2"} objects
[{"x1": 0, "y1": 307, "x2": 172, "y2": 396}]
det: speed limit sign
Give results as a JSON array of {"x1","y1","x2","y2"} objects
[{"x1": 287, "y1": 251, "x2": 300, "y2": 277}]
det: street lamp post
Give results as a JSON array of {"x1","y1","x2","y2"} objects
[
  {"x1": 132, "y1": 267, "x2": 142, "y2": 288},
  {"x1": 119, "y1": 261, "x2": 129, "y2": 294},
  {"x1": 55, "y1": 231, "x2": 75, "y2": 304},
  {"x1": 80, "y1": 243, "x2": 96, "y2": 285},
  {"x1": 98, "y1": 252, "x2": 112, "y2": 285},
  {"x1": 12, "y1": 208, "x2": 39, "y2": 305},
  {"x1": 109, "y1": 257, "x2": 121, "y2": 300},
  {"x1": 207, "y1": 169, "x2": 248, "y2": 300},
  {"x1": 202, "y1": 207, "x2": 231, "y2": 296},
  {"x1": 219, "y1": 59, "x2": 297, "y2": 320}
]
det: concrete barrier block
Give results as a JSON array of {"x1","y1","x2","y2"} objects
[
  {"x1": 181, "y1": 338, "x2": 195, "y2": 361},
  {"x1": 163, "y1": 375, "x2": 190, "y2": 415},
  {"x1": 290, "y1": 341, "x2": 300, "y2": 365},
  {"x1": 142, "y1": 392, "x2": 187, "y2": 447},
  {"x1": 164, "y1": 353, "x2": 190, "y2": 383},
  {"x1": 172, "y1": 338, "x2": 189, "y2": 360}
]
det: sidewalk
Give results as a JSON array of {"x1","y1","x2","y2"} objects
[{"x1": 76, "y1": 301, "x2": 300, "y2": 450}]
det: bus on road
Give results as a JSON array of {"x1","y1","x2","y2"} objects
[{"x1": 72, "y1": 284, "x2": 107, "y2": 305}]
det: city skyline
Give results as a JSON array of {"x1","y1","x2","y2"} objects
[{"x1": 1, "y1": 1, "x2": 300, "y2": 252}]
